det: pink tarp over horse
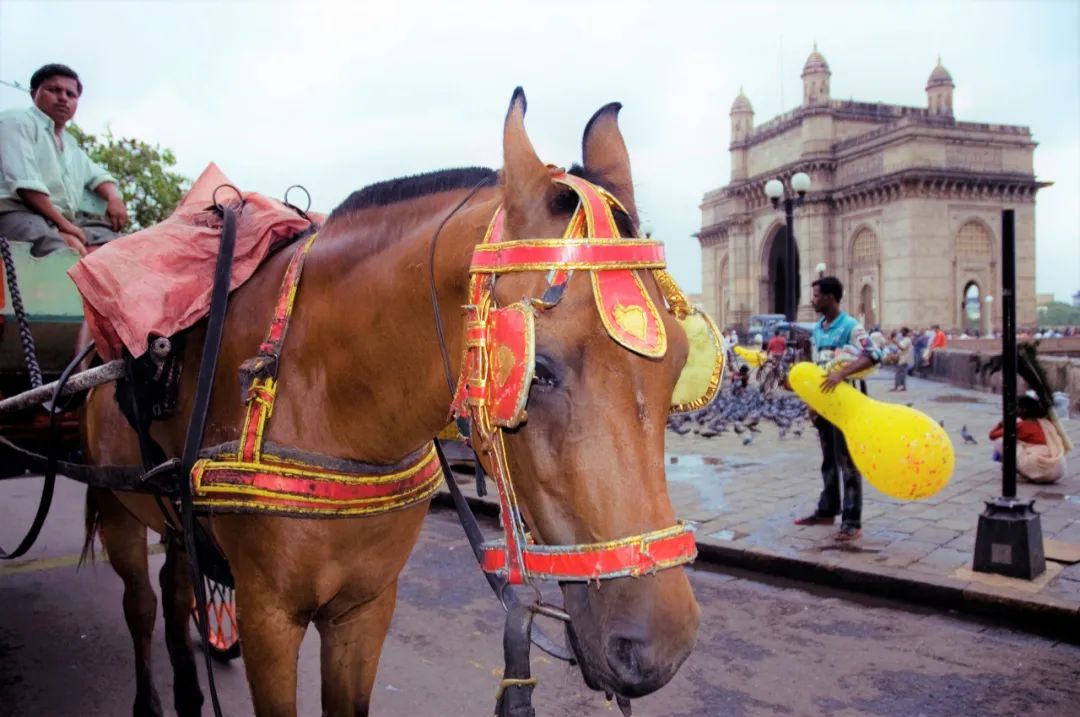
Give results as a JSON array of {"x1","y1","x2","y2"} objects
[{"x1": 69, "y1": 163, "x2": 319, "y2": 361}]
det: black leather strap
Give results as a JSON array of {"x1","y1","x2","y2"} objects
[
  {"x1": 0, "y1": 434, "x2": 174, "y2": 492},
  {"x1": 0, "y1": 341, "x2": 94, "y2": 559},
  {"x1": 178, "y1": 204, "x2": 240, "y2": 717},
  {"x1": 494, "y1": 603, "x2": 537, "y2": 717}
]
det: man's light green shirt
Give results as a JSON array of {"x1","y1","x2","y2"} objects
[{"x1": 0, "y1": 105, "x2": 114, "y2": 219}]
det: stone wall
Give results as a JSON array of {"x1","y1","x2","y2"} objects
[{"x1": 926, "y1": 348, "x2": 1080, "y2": 416}]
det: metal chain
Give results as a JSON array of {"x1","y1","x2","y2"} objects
[{"x1": 0, "y1": 234, "x2": 44, "y2": 388}]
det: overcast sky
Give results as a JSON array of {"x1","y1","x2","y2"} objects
[{"x1": 1, "y1": 0, "x2": 1077, "y2": 301}]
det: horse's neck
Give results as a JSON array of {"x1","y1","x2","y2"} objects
[{"x1": 275, "y1": 190, "x2": 498, "y2": 463}]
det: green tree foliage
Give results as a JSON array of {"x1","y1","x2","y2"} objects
[
  {"x1": 1040, "y1": 301, "x2": 1080, "y2": 329},
  {"x1": 68, "y1": 124, "x2": 188, "y2": 231}
]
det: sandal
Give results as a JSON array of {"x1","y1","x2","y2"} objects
[{"x1": 833, "y1": 525, "x2": 862, "y2": 542}]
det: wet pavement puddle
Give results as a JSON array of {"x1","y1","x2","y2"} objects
[
  {"x1": 665, "y1": 454, "x2": 759, "y2": 514},
  {"x1": 705, "y1": 528, "x2": 746, "y2": 542}
]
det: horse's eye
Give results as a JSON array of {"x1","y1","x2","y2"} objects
[{"x1": 533, "y1": 356, "x2": 560, "y2": 389}]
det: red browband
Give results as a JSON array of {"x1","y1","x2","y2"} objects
[{"x1": 470, "y1": 239, "x2": 665, "y2": 273}]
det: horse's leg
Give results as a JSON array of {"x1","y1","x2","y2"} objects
[
  {"x1": 314, "y1": 583, "x2": 400, "y2": 717},
  {"x1": 232, "y1": 581, "x2": 308, "y2": 716},
  {"x1": 91, "y1": 488, "x2": 164, "y2": 717},
  {"x1": 159, "y1": 537, "x2": 204, "y2": 717}
]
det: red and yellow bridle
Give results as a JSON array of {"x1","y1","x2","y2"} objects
[{"x1": 451, "y1": 172, "x2": 698, "y2": 586}]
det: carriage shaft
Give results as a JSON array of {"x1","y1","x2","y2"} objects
[{"x1": 0, "y1": 360, "x2": 125, "y2": 416}]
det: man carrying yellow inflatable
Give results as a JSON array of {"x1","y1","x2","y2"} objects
[{"x1": 793, "y1": 277, "x2": 882, "y2": 542}]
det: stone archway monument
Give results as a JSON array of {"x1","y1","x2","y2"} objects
[{"x1": 697, "y1": 46, "x2": 1046, "y2": 332}]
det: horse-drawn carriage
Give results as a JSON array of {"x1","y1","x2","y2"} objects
[{"x1": 0, "y1": 89, "x2": 727, "y2": 716}]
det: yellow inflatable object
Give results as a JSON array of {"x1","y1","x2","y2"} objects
[
  {"x1": 733, "y1": 344, "x2": 767, "y2": 368},
  {"x1": 788, "y1": 362, "x2": 953, "y2": 500}
]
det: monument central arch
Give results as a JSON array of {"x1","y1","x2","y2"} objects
[{"x1": 760, "y1": 225, "x2": 800, "y2": 315}]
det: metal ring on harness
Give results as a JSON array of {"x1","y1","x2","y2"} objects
[
  {"x1": 497, "y1": 582, "x2": 571, "y2": 624},
  {"x1": 283, "y1": 184, "x2": 312, "y2": 218},
  {"x1": 498, "y1": 581, "x2": 542, "y2": 614},
  {"x1": 211, "y1": 183, "x2": 244, "y2": 213}
]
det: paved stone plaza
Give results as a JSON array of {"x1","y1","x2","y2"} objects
[
  {"x1": 443, "y1": 372, "x2": 1080, "y2": 631},
  {"x1": 662, "y1": 372, "x2": 1080, "y2": 625}
]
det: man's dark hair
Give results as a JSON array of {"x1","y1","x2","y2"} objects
[
  {"x1": 774, "y1": 328, "x2": 782, "y2": 336},
  {"x1": 30, "y1": 64, "x2": 82, "y2": 95},
  {"x1": 812, "y1": 276, "x2": 843, "y2": 302}
]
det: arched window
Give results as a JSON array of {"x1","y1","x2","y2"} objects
[
  {"x1": 963, "y1": 282, "x2": 981, "y2": 332},
  {"x1": 850, "y1": 227, "x2": 880, "y2": 266},
  {"x1": 956, "y1": 221, "x2": 992, "y2": 257}
]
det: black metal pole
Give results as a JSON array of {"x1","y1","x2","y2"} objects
[
  {"x1": 1001, "y1": 209, "x2": 1017, "y2": 498},
  {"x1": 784, "y1": 197, "x2": 796, "y2": 323},
  {"x1": 972, "y1": 208, "x2": 1043, "y2": 578}
]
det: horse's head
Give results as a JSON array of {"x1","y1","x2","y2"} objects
[{"x1": 473, "y1": 89, "x2": 700, "y2": 698}]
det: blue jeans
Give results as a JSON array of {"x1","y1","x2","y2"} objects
[{"x1": 814, "y1": 415, "x2": 862, "y2": 528}]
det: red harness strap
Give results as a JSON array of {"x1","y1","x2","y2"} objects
[{"x1": 191, "y1": 234, "x2": 443, "y2": 517}]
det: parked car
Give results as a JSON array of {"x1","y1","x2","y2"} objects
[{"x1": 746, "y1": 313, "x2": 787, "y2": 343}]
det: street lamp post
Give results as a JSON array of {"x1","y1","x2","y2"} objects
[
  {"x1": 765, "y1": 172, "x2": 812, "y2": 329},
  {"x1": 972, "y1": 210, "x2": 1045, "y2": 579}
]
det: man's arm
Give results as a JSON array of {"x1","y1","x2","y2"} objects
[
  {"x1": 75, "y1": 141, "x2": 127, "y2": 232},
  {"x1": 93, "y1": 180, "x2": 128, "y2": 231},
  {"x1": 821, "y1": 323, "x2": 881, "y2": 392},
  {"x1": 15, "y1": 189, "x2": 88, "y2": 255}
]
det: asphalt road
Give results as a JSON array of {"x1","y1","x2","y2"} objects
[{"x1": 2, "y1": 476, "x2": 1079, "y2": 716}]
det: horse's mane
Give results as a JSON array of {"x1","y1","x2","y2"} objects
[
  {"x1": 327, "y1": 164, "x2": 621, "y2": 220},
  {"x1": 327, "y1": 167, "x2": 498, "y2": 224},
  {"x1": 322, "y1": 163, "x2": 632, "y2": 248}
]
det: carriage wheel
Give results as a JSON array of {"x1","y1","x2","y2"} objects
[{"x1": 191, "y1": 576, "x2": 242, "y2": 662}]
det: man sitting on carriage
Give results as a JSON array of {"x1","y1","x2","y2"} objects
[{"x1": 0, "y1": 63, "x2": 128, "y2": 257}]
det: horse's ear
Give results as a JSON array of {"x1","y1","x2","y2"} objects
[
  {"x1": 502, "y1": 87, "x2": 553, "y2": 233},
  {"x1": 582, "y1": 102, "x2": 638, "y2": 224}
]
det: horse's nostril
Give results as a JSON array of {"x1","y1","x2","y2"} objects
[{"x1": 608, "y1": 635, "x2": 643, "y2": 682}]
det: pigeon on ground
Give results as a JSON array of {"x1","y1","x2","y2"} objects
[
  {"x1": 939, "y1": 419, "x2": 945, "y2": 428},
  {"x1": 960, "y1": 425, "x2": 978, "y2": 445},
  {"x1": 732, "y1": 424, "x2": 745, "y2": 434},
  {"x1": 742, "y1": 435, "x2": 753, "y2": 446}
]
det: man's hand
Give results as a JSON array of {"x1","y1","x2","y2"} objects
[
  {"x1": 105, "y1": 195, "x2": 129, "y2": 232},
  {"x1": 58, "y1": 219, "x2": 87, "y2": 243},
  {"x1": 820, "y1": 371, "x2": 845, "y2": 393},
  {"x1": 58, "y1": 230, "x2": 88, "y2": 257}
]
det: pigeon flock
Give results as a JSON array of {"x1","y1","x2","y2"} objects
[
  {"x1": 667, "y1": 379, "x2": 979, "y2": 452},
  {"x1": 667, "y1": 383, "x2": 810, "y2": 443}
]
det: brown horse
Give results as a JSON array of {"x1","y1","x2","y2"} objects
[{"x1": 82, "y1": 89, "x2": 700, "y2": 715}]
